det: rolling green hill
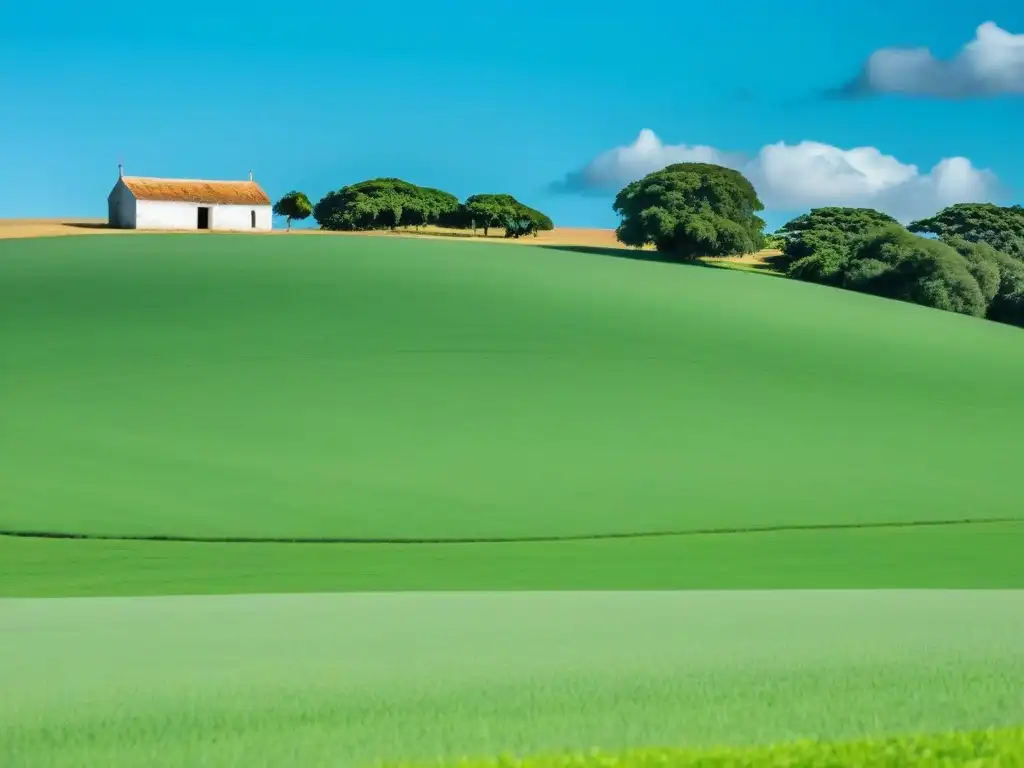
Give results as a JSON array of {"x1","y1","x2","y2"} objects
[
  {"x1": 1, "y1": 233, "x2": 1023, "y2": 594},
  {"x1": 3, "y1": 233, "x2": 1024, "y2": 767}
]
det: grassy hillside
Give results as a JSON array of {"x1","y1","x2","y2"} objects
[
  {"x1": 3, "y1": 234, "x2": 1023, "y2": 766},
  {"x1": 2, "y1": 233, "x2": 1024, "y2": 593}
]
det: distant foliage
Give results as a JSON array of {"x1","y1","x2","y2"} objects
[
  {"x1": 272, "y1": 191, "x2": 313, "y2": 230},
  {"x1": 944, "y1": 236, "x2": 1024, "y2": 326},
  {"x1": 909, "y1": 203, "x2": 1024, "y2": 260},
  {"x1": 312, "y1": 179, "x2": 552, "y2": 237},
  {"x1": 779, "y1": 207, "x2": 900, "y2": 283},
  {"x1": 459, "y1": 193, "x2": 552, "y2": 238},
  {"x1": 298, "y1": 173, "x2": 1024, "y2": 331},
  {"x1": 778, "y1": 204, "x2": 1024, "y2": 326},
  {"x1": 842, "y1": 227, "x2": 987, "y2": 318},
  {"x1": 313, "y1": 178, "x2": 459, "y2": 231},
  {"x1": 612, "y1": 163, "x2": 766, "y2": 259}
]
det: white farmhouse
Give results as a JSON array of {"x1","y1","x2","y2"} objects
[{"x1": 107, "y1": 166, "x2": 273, "y2": 231}]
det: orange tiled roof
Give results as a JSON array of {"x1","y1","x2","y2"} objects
[{"x1": 121, "y1": 176, "x2": 271, "y2": 206}]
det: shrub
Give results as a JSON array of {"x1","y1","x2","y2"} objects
[
  {"x1": 843, "y1": 227, "x2": 987, "y2": 318},
  {"x1": 944, "y1": 237, "x2": 1024, "y2": 326}
]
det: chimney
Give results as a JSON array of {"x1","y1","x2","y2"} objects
[
  {"x1": 249, "y1": 170, "x2": 253, "y2": 182},
  {"x1": 118, "y1": 163, "x2": 124, "y2": 178}
]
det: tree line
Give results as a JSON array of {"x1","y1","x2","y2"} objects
[
  {"x1": 609, "y1": 162, "x2": 1024, "y2": 329},
  {"x1": 273, "y1": 164, "x2": 1024, "y2": 329},
  {"x1": 273, "y1": 180, "x2": 554, "y2": 238}
]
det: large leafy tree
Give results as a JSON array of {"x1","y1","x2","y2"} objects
[
  {"x1": 612, "y1": 163, "x2": 765, "y2": 259},
  {"x1": 313, "y1": 181, "x2": 551, "y2": 237},
  {"x1": 314, "y1": 178, "x2": 430, "y2": 231},
  {"x1": 778, "y1": 207, "x2": 900, "y2": 285},
  {"x1": 272, "y1": 191, "x2": 313, "y2": 230},
  {"x1": 909, "y1": 203, "x2": 1024, "y2": 260}
]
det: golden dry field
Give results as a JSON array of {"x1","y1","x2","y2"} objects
[
  {"x1": 0, "y1": 219, "x2": 780, "y2": 270},
  {"x1": 0, "y1": 219, "x2": 627, "y2": 245}
]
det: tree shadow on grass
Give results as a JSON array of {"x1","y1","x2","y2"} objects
[
  {"x1": 531, "y1": 244, "x2": 789, "y2": 277},
  {"x1": 703, "y1": 252, "x2": 789, "y2": 277},
  {"x1": 63, "y1": 222, "x2": 113, "y2": 230}
]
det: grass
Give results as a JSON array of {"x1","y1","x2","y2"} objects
[
  {"x1": 3, "y1": 232, "x2": 1023, "y2": 765},
  {"x1": 387, "y1": 727, "x2": 1024, "y2": 767},
  {"x1": 3, "y1": 234, "x2": 1024, "y2": 544},
  {"x1": 3, "y1": 591, "x2": 1023, "y2": 767},
  {"x1": 3, "y1": 521, "x2": 1023, "y2": 596}
]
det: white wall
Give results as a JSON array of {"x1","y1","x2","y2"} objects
[
  {"x1": 134, "y1": 201, "x2": 273, "y2": 231},
  {"x1": 106, "y1": 180, "x2": 137, "y2": 228},
  {"x1": 210, "y1": 204, "x2": 273, "y2": 231},
  {"x1": 135, "y1": 200, "x2": 202, "y2": 230}
]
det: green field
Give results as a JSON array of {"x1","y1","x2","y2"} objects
[
  {"x1": 2, "y1": 233, "x2": 1023, "y2": 765},
  {"x1": 3, "y1": 591, "x2": 1024, "y2": 767}
]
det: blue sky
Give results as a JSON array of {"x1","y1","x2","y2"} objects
[{"x1": 1, "y1": 0, "x2": 1022, "y2": 230}]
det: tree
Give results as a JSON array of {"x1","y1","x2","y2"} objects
[
  {"x1": 611, "y1": 163, "x2": 765, "y2": 259},
  {"x1": 463, "y1": 194, "x2": 516, "y2": 237},
  {"x1": 272, "y1": 191, "x2": 313, "y2": 231},
  {"x1": 460, "y1": 194, "x2": 552, "y2": 238},
  {"x1": 909, "y1": 203, "x2": 1024, "y2": 260},
  {"x1": 415, "y1": 187, "x2": 461, "y2": 230},
  {"x1": 840, "y1": 227, "x2": 987, "y2": 318},
  {"x1": 314, "y1": 178, "x2": 426, "y2": 231},
  {"x1": 504, "y1": 214, "x2": 538, "y2": 239},
  {"x1": 517, "y1": 202, "x2": 554, "y2": 235},
  {"x1": 946, "y1": 237, "x2": 1001, "y2": 303},
  {"x1": 778, "y1": 207, "x2": 900, "y2": 285},
  {"x1": 944, "y1": 237, "x2": 1024, "y2": 326},
  {"x1": 780, "y1": 207, "x2": 1024, "y2": 324},
  {"x1": 312, "y1": 181, "x2": 551, "y2": 237}
]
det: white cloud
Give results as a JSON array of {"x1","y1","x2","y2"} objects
[
  {"x1": 556, "y1": 129, "x2": 745, "y2": 189},
  {"x1": 554, "y1": 129, "x2": 1002, "y2": 222},
  {"x1": 837, "y1": 21, "x2": 1024, "y2": 97}
]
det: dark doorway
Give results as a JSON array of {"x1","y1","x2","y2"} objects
[
  {"x1": 197, "y1": 207, "x2": 210, "y2": 230},
  {"x1": 251, "y1": 210, "x2": 256, "y2": 229}
]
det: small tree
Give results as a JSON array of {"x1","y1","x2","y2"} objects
[
  {"x1": 273, "y1": 191, "x2": 313, "y2": 231},
  {"x1": 503, "y1": 214, "x2": 537, "y2": 239},
  {"x1": 463, "y1": 194, "x2": 552, "y2": 237},
  {"x1": 464, "y1": 195, "x2": 513, "y2": 237}
]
